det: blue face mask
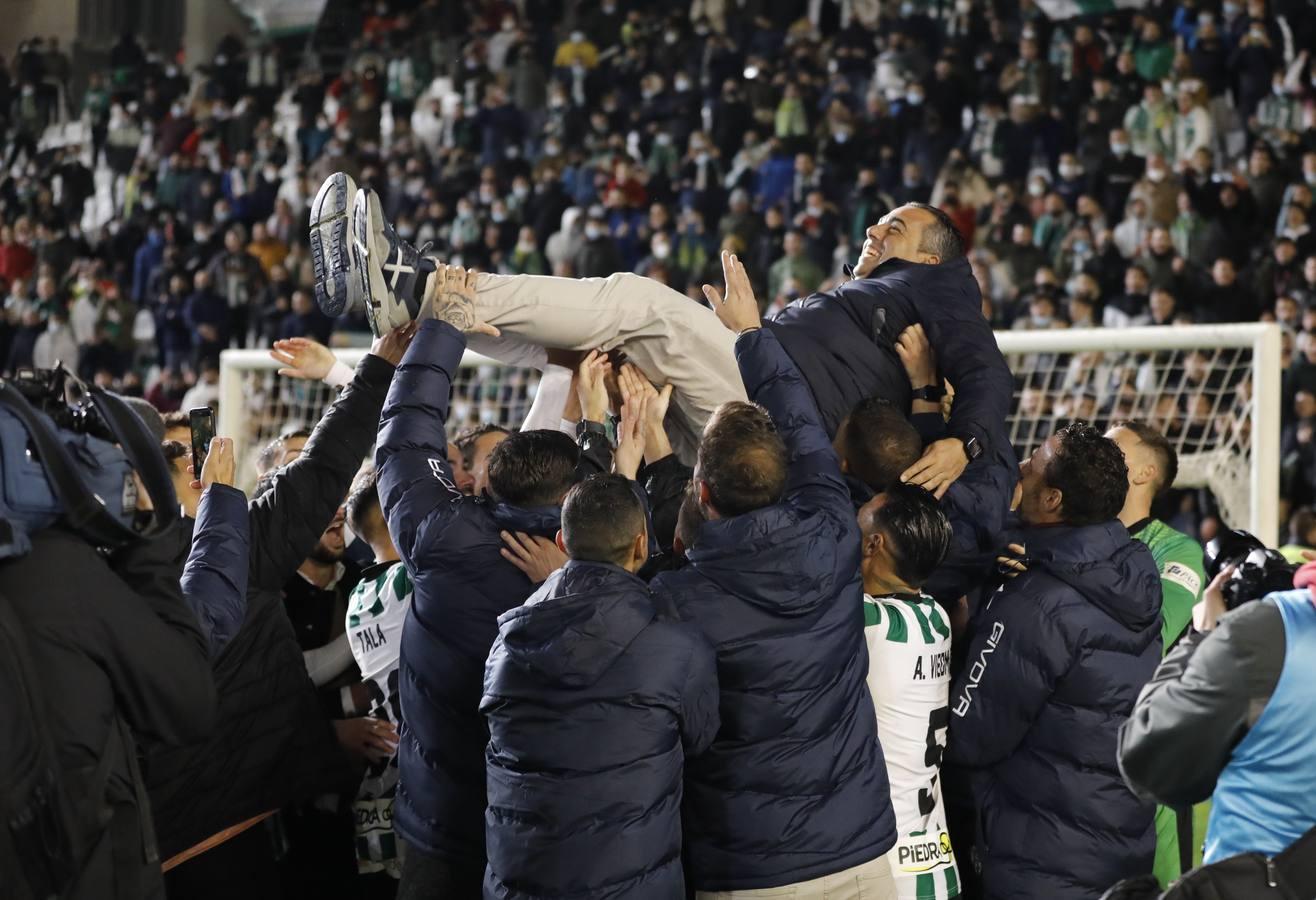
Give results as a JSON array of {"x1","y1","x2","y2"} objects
[{"x1": 1073, "y1": 240, "x2": 1090, "y2": 255}]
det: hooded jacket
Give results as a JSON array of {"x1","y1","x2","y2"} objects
[
  {"x1": 652, "y1": 328, "x2": 896, "y2": 891},
  {"x1": 946, "y1": 520, "x2": 1162, "y2": 900},
  {"x1": 376, "y1": 319, "x2": 563, "y2": 865},
  {"x1": 765, "y1": 256, "x2": 1012, "y2": 455},
  {"x1": 482, "y1": 560, "x2": 719, "y2": 899}
]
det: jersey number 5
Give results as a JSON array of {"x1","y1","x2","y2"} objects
[{"x1": 919, "y1": 705, "x2": 951, "y2": 817}]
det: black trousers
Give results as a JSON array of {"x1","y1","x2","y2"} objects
[{"x1": 396, "y1": 841, "x2": 483, "y2": 900}]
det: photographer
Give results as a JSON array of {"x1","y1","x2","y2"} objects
[
  {"x1": 1, "y1": 424, "x2": 249, "y2": 900},
  {"x1": 1118, "y1": 549, "x2": 1316, "y2": 869}
]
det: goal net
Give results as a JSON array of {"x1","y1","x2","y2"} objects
[
  {"x1": 995, "y1": 323, "x2": 1281, "y2": 545},
  {"x1": 218, "y1": 349, "x2": 543, "y2": 491},
  {"x1": 219, "y1": 323, "x2": 1281, "y2": 543}
]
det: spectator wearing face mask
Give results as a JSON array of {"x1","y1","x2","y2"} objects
[
  {"x1": 1094, "y1": 128, "x2": 1146, "y2": 222},
  {"x1": 573, "y1": 215, "x2": 622, "y2": 278}
]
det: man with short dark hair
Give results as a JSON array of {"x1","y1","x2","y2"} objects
[
  {"x1": 374, "y1": 265, "x2": 577, "y2": 896},
  {"x1": 482, "y1": 473, "x2": 720, "y2": 898},
  {"x1": 835, "y1": 397, "x2": 925, "y2": 495},
  {"x1": 945, "y1": 423, "x2": 1163, "y2": 899},
  {"x1": 857, "y1": 484, "x2": 961, "y2": 900},
  {"x1": 316, "y1": 173, "x2": 1012, "y2": 496},
  {"x1": 651, "y1": 254, "x2": 899, "y2": 897}
]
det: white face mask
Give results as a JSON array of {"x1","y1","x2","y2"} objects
[
  {"x1": 1147, "y1": 168, "x2": 1167, "y2": 183},
  {"x1": 585, "y1": 224, "x2": 602, "y2": 240},
  {"x1": 653, "y1": 241, "x2": 671, "y2": 259},
  {"x1": 1028, "y1": 182, "x2": 1045, "y2": 197},
  {"x1": 1059, "y1": 163, "x2": 1079, "y2": 179}
]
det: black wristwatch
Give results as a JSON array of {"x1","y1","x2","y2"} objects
[
  {"x1": 960, "y1": 435, "x2": 983, "y2": 461},
  {"x1": 911, "y1": 384, "x2": 946, "y2": 402}
]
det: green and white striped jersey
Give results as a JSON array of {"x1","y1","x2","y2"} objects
[
  {"x1": 345, "y1": 560, "x2": 413, "y2": 878},
  {"x1": 864, "y1": 593, "x2": 961, "y2": 900}
]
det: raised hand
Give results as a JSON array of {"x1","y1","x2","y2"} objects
[
  {"x1": 270, "y1": 337, "x2": 336, "y2": 380},
  {"x1": 371, "y1": 322, "x2": 419, "y2": 366},
  {"x1": 191, "y1": 437, "x2": 235, "y2": 490},
  {"x1": 619, "y1": 364, "x2": 674, "y2": 464},
  {"x1": 703, "y1": 251, "x2": 762, "y2": 334},
  {"x1": 613, "y1": 391, "x2": 649, "y2": 480},
  {"x1": 427, "y1": 264, "x2": 501, "y2": 336},
  {"x1": 500, "y1": 530, "x2": 568, "y2": 583},
  {"x1": 576, "y1": 349, "x2": 612, "y2": 424}
]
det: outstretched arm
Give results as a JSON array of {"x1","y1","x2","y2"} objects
[
  {"x1": 181, "y1": 438, "x2": 250, "y2": 654},
  {"x1": 377, "y1": 266, "x2": 499, "y2": 571},
  {"x1": 247, "y1": 336, "x2": 402, "y2": 591},
  {"x1": 704, "y1": 251, "x2": 848, "y2": 512}
]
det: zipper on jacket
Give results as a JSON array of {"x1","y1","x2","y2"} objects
[{"x1": 1267, "y1": 857, "x2": 1278, "y2": 888}]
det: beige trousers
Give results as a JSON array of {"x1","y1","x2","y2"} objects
[
  {"x1": 695, "y1": 855, "x2": 897, "y2": 900},
  {"x1": 466, "y1": 271, "x2": 747, "y2": 463}
]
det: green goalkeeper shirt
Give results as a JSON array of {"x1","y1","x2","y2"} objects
[{"x1": 1131, "y1": 518, "x2": 1206, "y2": 650}]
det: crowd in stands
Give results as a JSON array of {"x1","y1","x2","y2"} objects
[
  {"x1": 6, "y1": 3, "x2": 1316, "y2": 900},
  {"x1": 4, "y1": 0, "x2": 1316, "y2": 530}
]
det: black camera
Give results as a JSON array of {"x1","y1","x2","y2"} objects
[
  {"x1": 8, "y1": 365, "x2": 114, "y2": 441},
  {"x1": 0, "y1": 367, "x2": 177, "y2": 558},
  {"x1": 1205, "y1": 529, "x2": 1297, "y2": 610}
]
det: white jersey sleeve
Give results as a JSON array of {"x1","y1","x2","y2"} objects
[{"x1": 864, "y1": 593, "x2": 961, "y2": 900}]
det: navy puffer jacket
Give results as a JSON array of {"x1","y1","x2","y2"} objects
[
  {"x1": 376, "y1": 320, "x2": 561, "y2": 865},
  {"x1": 482, "y1": 560, "x2": 719, "y2": 898},
  {"x1": 946, "y1": 521, "x2": 1162, "y2": 900},
  {"x1": 652, "y1": 329, "x2": 896, "y2": 891}
]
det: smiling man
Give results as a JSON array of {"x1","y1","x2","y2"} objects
[{"x1": 313, "y1": 171, "x2": 1013, "y2": 493}]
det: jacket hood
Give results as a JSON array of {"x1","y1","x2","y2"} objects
[
  {"x1": 490, "y1": 501, "x2": 561, "y2": 538},
  {"x1": 497, "y1": 560, "x2": 655, "y2": 687},
  {"x1": 685, "y1": 507, "x2": 844, "y2": 618},
  {"x1": 1024, "y1": 520, "x2": 1161, "y2": 632}
]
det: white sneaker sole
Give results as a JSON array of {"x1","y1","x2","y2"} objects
[{"x1": 309, "y1": 172, "x2": 360, "y2": 317}]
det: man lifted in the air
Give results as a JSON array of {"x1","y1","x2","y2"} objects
[{"x1": 309, "y1": 172, "x2": 1013, "y2": 494}]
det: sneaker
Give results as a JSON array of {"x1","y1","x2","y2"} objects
[
  {"x1": 352, "y1": 187, "x2": 433, "y2": 337},
  {"x1": 309, "y1": 172, "x2": 361, "y2": 318}
]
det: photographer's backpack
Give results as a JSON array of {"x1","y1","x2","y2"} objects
[{"x1": 0, "y1": 377, "x2": 179, "y2": 898}]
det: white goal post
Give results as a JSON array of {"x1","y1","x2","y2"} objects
[
  {"x1": 219, "y1": 322, "x2": 1282, "y2": 544},
  {"x1": 995, "y1": 323, "x2": 1281, "y2": 546}
]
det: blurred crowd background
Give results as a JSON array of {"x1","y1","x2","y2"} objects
[{"x1": 1, "y1": 0, "x2": 1315, "y2": 537}]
